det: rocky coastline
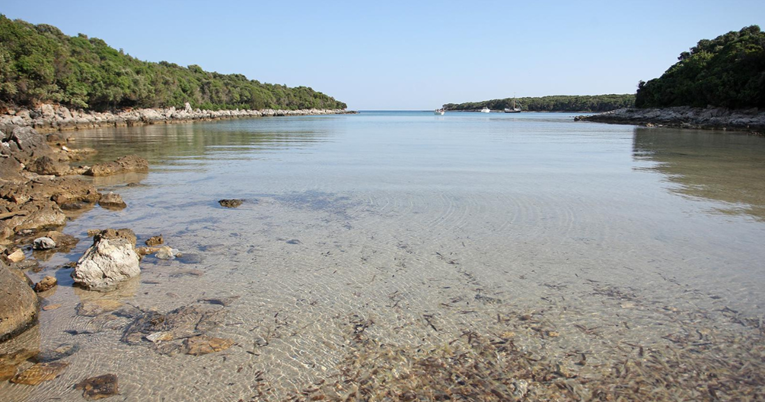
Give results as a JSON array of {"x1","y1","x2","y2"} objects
[
  {"x1": 575, "y1": 106, "x2": 765, "y2": 134},
  {"x1": 0, "y1": 103, "x2": 355, "y2": 134}
]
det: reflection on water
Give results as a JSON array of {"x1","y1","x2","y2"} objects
[
  {"x1": 3, "y1": 113, "x2": 765, "y2": 400},
  {"x1": 633, "y1": 128, "x2": 765, "y2": 220}
]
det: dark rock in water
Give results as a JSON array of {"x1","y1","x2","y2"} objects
[
  {"x1": 184, "y1": 335, "x2": 234, "y2": 355},
  {"x1": 218, "y1": 199, "x2": 243, "y2": 208},
  {"x1": 474, "y1": 294, "x2": 502, "y2": 304},
  {"x1": 75, "y1": 373, "x2": 119, "y2": 400},
  {"x1": 286, "y1": 239, "x2": 301, "y2": 245},
  {"x1": 34, "y1": 343, "x2": 80, "y2": 363},
  {"x1": 85, "y1": 155, "x2": 148, "y2": 177},
  {"x1": 177, "y1": 253, "x2": 203, "y2": 264},
  {"x1": 121, "y1": 305, "x2": 226, "y2": 347},
  {"x1": 199, "y1": 296, "x2": 240, "y2": 307},
  {"x1": 93, "y1": 228, "x2": 137, "y2": 247},
  {"x1": 10, "y1": 361, "x2": 68, "y2": 385},
  {"x1": 98, "y1": 192, "x2": 127, "y2": 210},
  {"x1": 145, "y1": 235, "x2": 163, "y2": 246},
  {"x1": 34, "y1": 275, "x2": 57, "y2": 293}
]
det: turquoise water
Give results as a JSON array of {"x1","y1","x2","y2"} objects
[{"x1": 3, "y1": 111, "x2": 765, "y2": 400}]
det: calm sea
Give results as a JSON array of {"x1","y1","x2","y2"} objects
[{"x1": 4, "y1": 111, "x2": 765, "y2": 400}]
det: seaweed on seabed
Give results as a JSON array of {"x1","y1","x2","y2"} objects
[{"x1": 290, "y1": 323, "x2": 765, "y2": 401}]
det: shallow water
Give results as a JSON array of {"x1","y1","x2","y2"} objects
[{"x1": 3, "y1": 111, "x2": 765, "y2": 400}]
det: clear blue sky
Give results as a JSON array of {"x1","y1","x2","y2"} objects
[{"x1": 2, "y1": 0, "x2": 764, "y2": 110}]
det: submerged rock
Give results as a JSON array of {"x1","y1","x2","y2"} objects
[
  {"x1": 218, "y1": 199, "x2": 243, "y2": 208},
  {"x1": 98, "y1": 192, "x2": 127, "y2": 210},
  {"x1": 76, "y1": 300, "x2": 124, "y2": 317},
  {"x1": 183, "y1": 335, "x2": 234, "y2": 355},
  {"x1": 121, "y1": 305, "x2": 226, "y2": 349},
  {"x1": 10, "y1": 361, "x2": 68, "y2": 385},
  {"x1": 72, "y1": 229, "x2": 140, "y2": 290},
  {"x1": 75, "y1": 373, "x2": 119, "y2": 400}
]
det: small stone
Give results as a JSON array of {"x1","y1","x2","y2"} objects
[
  {"x1": 33, "y1": 237, "x2": 57, "y2": 250},
  {"x1": 145, "y1": 235, "x2": 163, "y2": 246},
  {"x1": 500, "y1": 331, "x2": 516, "y2": 339},
  {"x1": 183, "y1": 336, "x2": 234, "y2": 355},
  {"x1": 146, "y1": 332, "x2": 173, "y2": 343},
  {"x1": 34, "y1": 276, "x2": 58, "y2": 292},
  {"x1": 155, "y1": 246, "x2": 180, "y2": 260},
  {"x1": 0, "y1": 363, "x2": 17, "y2": 381},
  {"x1": 218, "y1": 199, "x2": 243, "y2": 208},
  {"x1": 7, "y1": 248, "x2": 24, "y2": 263},
  {"x1": 546, "y1": 331, "x2": 560, "y2": 338},
  {"x1": 75, "y1": 374, "x2": 119, "y2": 400},
  {"x1": 136, "y1": 246, "x2": 161, "y2": 256},
  {"x1": 98, "y1": 192, "x2": 127, "y2": 210},
  {"x1": 621, "y1": 302, "x2": 636, "y2": 309},
  {"x1": 43, "y1": 304, "x2": 62, "y2": 311},
  {"x1": 11, "y1": 362, "x2": 69, "y2": 385}
]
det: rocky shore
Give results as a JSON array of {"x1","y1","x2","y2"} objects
[
  {"x1": 575, "y1": 106, "x2": 765, "y2": 134},
  {"x1": 0, "y1": 103, "x2": 355, "y2": 134}
]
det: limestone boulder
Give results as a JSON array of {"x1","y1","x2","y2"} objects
[
  {"x1": 72, "y1": 229, "x2": 140, "y2": 290},
  {"x1": 0, "y1": 262, "x2": 39, "y2": 343}
]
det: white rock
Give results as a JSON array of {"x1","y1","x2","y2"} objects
[
  {"x1": 72, "y1": 237, "x2": 140, "y2": 289},
  {"x1": 33, "y1": 237, "x2": 56, "y2": 250}
]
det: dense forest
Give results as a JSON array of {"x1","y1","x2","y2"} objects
[
  {"x1": 443, "y1": 94, "x2": 635, "y2": 112},
  {"x1": 0, "y1": 15, "x2": 347, "y2": 111},
  {"x1": 635, "y1": 25, "x2": 765, "y2": 109}
]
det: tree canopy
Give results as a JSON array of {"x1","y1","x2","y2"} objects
[
  {"x1": 0, "y1": 15, "x2": 347, "y2": 111},
  {"x1": 635, "y1": 25, "x2": 765, "y2": 109},
  {"x1": 443, "y1": 94, "x2": 635, "y2": 112}
]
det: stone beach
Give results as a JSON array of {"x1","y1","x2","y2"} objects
[
  {"x1": 576, "y1": 106, "x2": 765, "y2": 133},
  {"x1": 0, "y1": 103, "x2": 355, "y2": 134}
]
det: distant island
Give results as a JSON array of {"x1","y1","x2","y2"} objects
[
  {"x1": 0, "y1": 15, "x2": 347, "y2": 112},
  {"x1": 578, "y1": 25, "x2": 765, "y2": 133},
  {"x1": 443, "y1": 94, "x2": 635, "y2": 112}
]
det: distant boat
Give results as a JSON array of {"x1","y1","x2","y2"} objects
[
  {"x1": 434, "y1": 108, "x2": 445, "y2": 115},
  {"x1": 480, "y1": 107, "x2": 490, "y2": 113},
  {"x1": 504, "y1": 99, "x2": 522, "y2": 113}
]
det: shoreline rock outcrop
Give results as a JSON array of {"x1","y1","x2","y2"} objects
[
  {"x1": 86, "y1": 155, "x2": 148, "y2": 177},
  {"x1": 1, "y1": 104, "x2": 356, "y2": 134},
  {"x1": 575, "y1": 107, "x2": 765, "y2": 134},
  {"x1": 0, "y1": 262, "x2": 39, "y2": 343}
]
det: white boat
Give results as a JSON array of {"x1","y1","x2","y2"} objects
[
  {"x1": 504, "y1": 98, "x2": 522, "y2": 113},
  {"x1": 434, "y1": 108, "x2": 445, "y2": 115},
  {"x1": 480, "y1": 107, "x2": 490, "y2": 113}
]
